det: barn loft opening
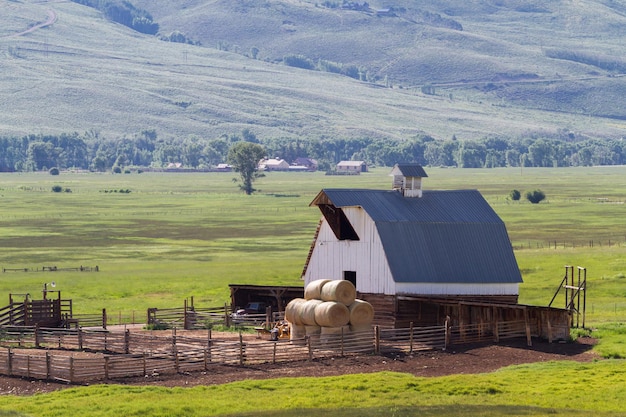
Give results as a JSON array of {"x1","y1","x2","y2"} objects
[{"x1": 319, "y1": 204, "x2": 359, "y2": 240}]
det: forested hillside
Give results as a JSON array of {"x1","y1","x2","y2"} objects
[{"x1": 2, "y1": 0, "x2": 626, "y2": 171}]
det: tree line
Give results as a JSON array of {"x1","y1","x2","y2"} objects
[{"x1": 0, "y1": 129, "x2": 625, "y2": 173}]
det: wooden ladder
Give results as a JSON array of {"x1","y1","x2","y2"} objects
[{"x1": 301, "y1": 218, "x2": 323, "y2": 279}]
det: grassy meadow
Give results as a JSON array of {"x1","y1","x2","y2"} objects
[
  {"x1": 1, "y1": 362, "x2": 626, "y2": 416},
  {"x1": 1, "y1": 166, "x2": 625, "y2": 323},
  {"x1": 1, "y1": 166, "x2": 626, "y2": 416}
]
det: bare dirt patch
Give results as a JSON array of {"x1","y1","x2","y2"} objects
[{"x1": 0, "y1": 331, "x2": 598, "y2": 396}]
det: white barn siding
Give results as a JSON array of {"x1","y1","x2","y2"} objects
[
  {"x1": 396, "y1": 283, "x2": 520, "y2": 296},
  {"x1": 304, "y1": 208, "x2": 396, "y2": 295}
]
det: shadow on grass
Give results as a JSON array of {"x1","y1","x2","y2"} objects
[
  {"x1": 449, "y1": 337, "x2": 596, "y2": 358},
  {"x1": 223, "y1": 405, "x2": 621, "y2": 417}
]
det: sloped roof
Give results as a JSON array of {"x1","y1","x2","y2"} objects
[
  {"x1": 311, "y1": 189, "x2": 522, "y2": 285},
  {"x1": 392, "y1": 164, "x2": 428, "y2": 178}
]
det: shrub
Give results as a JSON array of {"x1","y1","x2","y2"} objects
[
  {"x1": 112, "y1": 166, "x2": 122, "y2": 174},
  {"x1": 509, "y1": 189, "x2": 521, "y2": 200},
  {"x1": 283, "y1": 54, "x2": 315, "y2": 70},
  {"x1": 51, "y1": 185, "x2": 63, "y2": 193},
  {"x1": 49, "y1": 167, "x2": 60, "y2": 176},
  {"x1": 144, "y1": 321, "x2": 169, "y2": 331},
  {"x1": 526, "y1": 189, "x2": 546, "y2": 204}
]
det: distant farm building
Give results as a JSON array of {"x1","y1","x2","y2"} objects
[
  {"x1": 293, "y1": 157, "x2": 318, "y2": 171},
  {"x1": 259, "y1": 158, "x2": 290, "y2": 171},
  {"x1": 216, "y1": 163, "x2": 232, "y2": 172},
  {"x1": 302, "y1": 163, "x2": 570, "y2": 340},
  {"x1": 336, "y1": 160, "x2": 368, "y2": 173}
]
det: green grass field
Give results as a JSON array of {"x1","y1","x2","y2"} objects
[
  {"x1": 1, "y1": 362, "x2": 626, "y2": 417},
  {"x1": 2, "y1": 167, "x2": 625, "y2": 320},
  {"x1": 1, "y1": 167, "x2": 625, "y2": 416}
]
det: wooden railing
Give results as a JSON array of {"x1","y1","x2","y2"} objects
[{"x1": 0, "y1": 318, "x2": 552, "y2": 384}]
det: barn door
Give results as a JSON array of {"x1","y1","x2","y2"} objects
[{"x1": 343, "y1": 271, "x2": 357, "y2": 289}]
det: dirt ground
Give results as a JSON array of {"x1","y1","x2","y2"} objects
[{"x1": 0, "y1": 333, "x2": 598, "y2": 396}]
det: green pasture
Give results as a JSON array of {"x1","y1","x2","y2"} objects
[
  {"x1": 1, "y1": 167, "x2": 625, "y2": 324},
  {"x1": 1, "y1": 167, "x2": 626, "y2": 416},
  {"x1": 1, "y1": 361, "x2": 626, "y2": 417}
]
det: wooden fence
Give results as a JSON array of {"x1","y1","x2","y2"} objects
[{"x1": 0, "y1": 318, "x2": 546, "y2": 384}]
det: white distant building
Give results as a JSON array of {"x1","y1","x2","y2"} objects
[{"x1": 259, "y1": 158, "x2": 290, "y2": 171}]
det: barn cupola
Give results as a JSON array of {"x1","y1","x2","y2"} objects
[{"x1": 390, "y1": 163, "x2": 428, "y2": 198}]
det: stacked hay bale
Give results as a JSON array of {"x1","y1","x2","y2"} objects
[{"x1": 285, "y1": 279, "x2": 374, "y2": 345}]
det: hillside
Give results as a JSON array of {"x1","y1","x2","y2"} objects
[{"x1": 1, "y1": 0, "x2": 625, "y2": 141}]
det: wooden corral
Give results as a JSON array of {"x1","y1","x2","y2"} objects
[
  {"x1": 0, "y1": 293, "x2": 73, "y2": 328},
  {"x1": 229, "y1": 284, "x2": 304, "y2": 313},
  {"x1": 226, "y1": 286, "x2": 571, "y2": 343},
  {"x1": 359, "y1": 294, "x2": 571, "y2": 343}
]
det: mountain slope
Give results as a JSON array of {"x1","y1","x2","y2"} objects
[
  {"x1": 1, "y1": 0, "x2": 625, "y2": 141},
  {"x1": 136, "y1": 0, "x2": 626, "y2": 120}
]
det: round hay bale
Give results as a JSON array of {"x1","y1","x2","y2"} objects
[
  {"x1": 320, "y1": 280, "x2": 356, "y2": 306},
  {"x1": 298, "y1": 299, "x2": 323, "y2": 326},
  {"x1": 348, "y1": 299, "x2": 374, "y2": 326},
  {"x1": 290, "y1": 323, "x2": 306, "y2": 344},
  {"x1": 305, "y1": 325, "x2": 321, "y2": 336},
  {"x1": 285, "y1": 298, "x2": 305, "y2": 325},
  {"x1": 304, "y1": 279, "x2": 330, "y2": 300},
  {"x1": 314, "y1": 301, "x2": 350, "y2": 327}
]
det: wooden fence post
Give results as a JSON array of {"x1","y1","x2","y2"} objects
[
  {"x1": 524, "y1": 307, "x2": 532, "y2": 347},
  {"x1": 34, "y1": 324, "x2": 40, "y2": 348},
  {"x1": 124, "y1": 329, "x2": 130, "y2": 354},
  {"x1": 307, "y1": 336, "x2": 313, "y2": 361},
  {"x1": 409, "y1": 322, "x2": 414, "y2": 353},
  {"x1": 207, "y1": 329, "x2": 212, "y2": 364},
  {"x1": 272, "y1": 342, "x2": 277, "y2": 364},
  {"x1": 69, "y1": 356, "x2": 74, "y2": 383},
  {"x1": 224, "y1": 304, "x2": 230, "y2": 327},
  {"x1": 46, "y1": 351, "x2": 51, "y2": 380},
  {"x1": 444, "y1": 316, "x2": 451, "y2": 350},
  {"x1": 78, "y1": 328, "x2": 83, "y2": 350},
  {"x1": 374, "y1": 326, "x2": 380, "y2": 354},
  {"x1": 493, "y1": 307, "x2": 499, "y2": 343},
  {"x1": 239, "y1": 332, "x2": 244, "y2": 366},
  {"x1": 340, "y1": 327, "x2": 344, "y2": 357},
  {"x1": 102, "y1": 308, "x2": 107, "y2": 330},
  {"x1": 184, "y1": 298, "x2": 188, "y2": 330},
  {"x1": 7, "y1": 348, "x2": 12, "y2": 376}
]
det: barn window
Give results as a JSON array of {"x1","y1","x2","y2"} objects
[{"x1": 319, "y1": 204, "x2": 359, "y2": 240}]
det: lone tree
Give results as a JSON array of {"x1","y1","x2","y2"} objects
[
  {"x1": 526, "y1": 189, "x2": 546, "y2": 204},
  {"x1": 509, "y1": 189, "x2": 521, "y2": 201},
  {"x1": 227, "y1": 142, "x2": 266, "y2": 195}
]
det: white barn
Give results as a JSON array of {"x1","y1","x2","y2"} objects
[{"x1": 302, "y1": 164, "x2": 522, "y2": 303}]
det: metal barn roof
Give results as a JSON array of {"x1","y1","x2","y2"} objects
[
  {"x1": 311, "y1": 189, "x2": 522, "y2": 285},
  {"x1": 391, "y1": 164, "x2": 429, "y2": 178}
]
